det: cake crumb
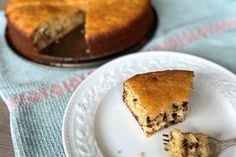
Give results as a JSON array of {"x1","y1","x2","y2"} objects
[
  {"x1": 117, "y1": 150, "x2": 122, "y2": 154},
  {"x1": 140, "y1": 152, "x2": 145, "y2": 157}
]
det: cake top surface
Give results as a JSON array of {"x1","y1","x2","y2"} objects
[
  {"x1": 7, "y1": 5, "x2": 83, "y2": 36},
  {"x1": 5, "y1": 0, "x2": 88, "y2": 12},
  {"x1": 124, "y1": 70, "x2": 194, "y2": 119},
  {"x1": 86, "y1": 0, "x2": 151, "y2": 38},
  {"x1": 5, "y1": 0, "x2": 151, "y2": 38}
]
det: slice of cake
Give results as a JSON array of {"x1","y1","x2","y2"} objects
[
  {"x1": 123, "y1": 70, "x2": 194, "y2": 136},
  {"x1": 164, "y1": 129, "x2": 211, "y2": 157}
]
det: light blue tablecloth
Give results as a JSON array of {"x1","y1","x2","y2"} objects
[{"x1": 0, "y1": 0, "x2": 236, "y2": 156}]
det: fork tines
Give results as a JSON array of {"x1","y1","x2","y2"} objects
[{"x1": 162, "y1": 134, "x2": 169, "y2": 145}]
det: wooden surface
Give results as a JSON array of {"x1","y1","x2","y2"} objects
[{"x1": 0, "y1": 98, "x2": 14, "y2": 157}]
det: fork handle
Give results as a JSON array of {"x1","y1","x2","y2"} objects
[{"x1": 221, "y1": 138, "x2": 236, "y2": 149}]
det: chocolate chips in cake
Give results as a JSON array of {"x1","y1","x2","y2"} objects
[
  {"x1": 164, "y1": 129, "x2": 211, "y2": 157},
  {"x1": 123, "y1": 70, "x2": 194, "y2": 136}
]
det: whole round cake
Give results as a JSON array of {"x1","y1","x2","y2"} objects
[{"x1": 5, "y1": 0, "x2": 154, "y2": 57}]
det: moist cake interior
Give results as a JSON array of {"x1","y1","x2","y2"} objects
[
  {"x1": 123, "y1": 87, "x2": 189, "y2": 136},
  {"x1": 33, "y1": 8, "x2": 85, "y2": 50}
]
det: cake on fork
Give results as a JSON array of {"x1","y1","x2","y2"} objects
[
  {"x1": 163, "y1": 128, "x2": 211, "y2": 157},
  {"x1": 123, "y1": 70, "x2": 194, "y2": 136}
]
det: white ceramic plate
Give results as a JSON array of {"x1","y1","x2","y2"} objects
[{"x1": 62, "y1": 51, "x2": 236, "y2": 157}]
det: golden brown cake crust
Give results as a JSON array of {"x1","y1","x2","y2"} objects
[
  {"x1": 5, "y1": 0, "x2": 88, "y2": 12},
  {"x1": 124, "y1": 70, "x2": 194, "y2": 119},
  {"x1": 86, "y1": 0, "x2": 153, "y2": 54},
  {"x1": 7, "y1": 5, "x2": 83, "y2": 38},
  {"x1": 5, "y1": 0, "x2": 153, "y2": 56}
]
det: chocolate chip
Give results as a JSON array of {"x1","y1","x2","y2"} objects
[
  {"x1": 183, "y1": 101, "x2": 188, "y2": 105},
  {"x1": 133, "y1": 98, "x2": 137, "y2": 102},
  {"x1": 172, "y1": 104, "x2": 178, "y2": 112},
  {"x1": 134, "y1": 115, "x2": 139, "y2": 121},
  {"x1": 122, "y1": 90, "x2": 127, "y2": 102},
  {"x1": 182, "y1": 101, "x2": 188, "y2": 107},
  {"x1": 163, "y1": 113, "x2": 167, "y2": 121},
  {"x1": 152, "y1": 77, "x2": 158, "y2": 81},
  {"x1": 164, "y1": 124, "x2": 169, "y2": 128},
  {"x1": 183, "y1": 105, "x2": 188, "y2": 111},
  {"x1": 146, "y1": 116, "x2": 151, "y2": 123},
  {"x1": 169, "y1": 120, "x2": 176, "y2": 125},
  {"x1": 183, "y1": 139, "x2": 188, "y2": 147},
  {"x1": 195, "y1": 143, "x2": 199, "y2": 148},
  {"x1": 172, "y1": 113, "x2": 177, "y2": 119},
  {"x1": 172, "y1": 104, "x2": 178, "y2": 109}
]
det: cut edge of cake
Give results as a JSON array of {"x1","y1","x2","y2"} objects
[
  {"x1": 33, "y1": 9, "x2": 85, "y2": 50},
  {"x1": 6, "y1": 5, "x2": 85, "y2": 52}
]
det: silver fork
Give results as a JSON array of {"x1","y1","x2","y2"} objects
[{"x1": 163, "y1": 134, "x2": 236, "y2": 157}]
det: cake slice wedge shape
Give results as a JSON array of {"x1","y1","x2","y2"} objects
[{"x1": 123, "y1": 70, "x2": 194, "y2": 137}]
